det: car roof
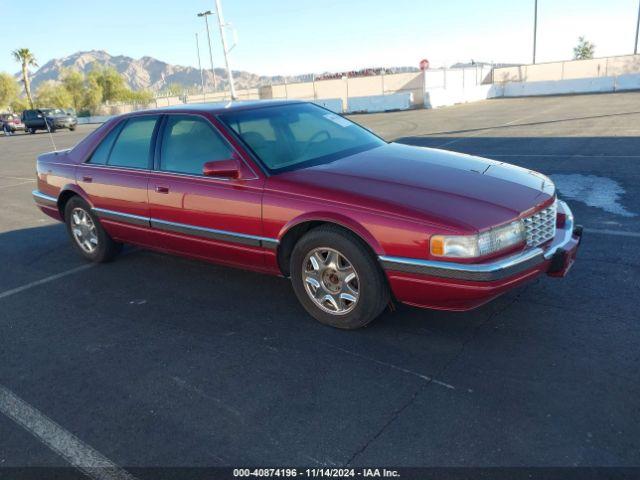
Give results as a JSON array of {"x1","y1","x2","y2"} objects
[{"x1": 127, "y1": 99, "x2": 307, "y2": 117}]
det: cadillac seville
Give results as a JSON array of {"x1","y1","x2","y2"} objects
[{"x1": 33, "y1": 101, "x2": 582, "y2": 329}]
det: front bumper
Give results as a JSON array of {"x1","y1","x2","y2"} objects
[
  {"x1": 380, "y1": 200, "x2": 582, "y2": 310},
  {"x1": 53, "y1": 120, "x2": 77, "y2": 128}
]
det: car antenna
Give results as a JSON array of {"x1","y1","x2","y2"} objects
[{"x1": 43, "y1": 113, "x2": 58, "y2": 152}]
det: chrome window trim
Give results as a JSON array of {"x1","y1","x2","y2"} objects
[
  {"x1": 91, "y1": 206, "x2": 279, "y2": 250},
  {"x1": 380, "y1": 201, "x2": 575, "y2": 282},
  {"x1": 80, "y1": 163, "x2": 152, "y2": 173}
]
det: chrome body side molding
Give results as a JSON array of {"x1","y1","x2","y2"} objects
[{"x1": 91, "y1": 206, "x2": 279, "y2": 250}]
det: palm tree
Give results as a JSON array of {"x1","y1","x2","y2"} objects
[{"x1": 12, "y1": 48, "x2": 38, "y2": 109}]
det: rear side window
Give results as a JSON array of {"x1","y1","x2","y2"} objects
[
  {"x1": 108, "y1": 116, "x2": 159, "y2": 169},
  {"x1": 88, "y1": 122, "x2": 123, "y2": 165},
  {"x1": 160, "y1": 116, "x2": 232, "y2": 175}
]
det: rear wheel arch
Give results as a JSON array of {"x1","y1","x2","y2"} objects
[
  {"x1": 57, "y1": 187, "x2": 92, "y2": 221},
  {"x1": 276, "y1": 219, "x2": 383, "y2": 277}
]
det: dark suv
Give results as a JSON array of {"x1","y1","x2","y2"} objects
[{"x1": 22, "y1": 108, "x2": 77, "y2": 133}]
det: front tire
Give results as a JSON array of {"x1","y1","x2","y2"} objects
[
  {"x1": 64, "y1": 197, "x2": 122, "y2": 263},
  {"x1": 290, "y1": 225, "x2": 389, "y2": 329}
]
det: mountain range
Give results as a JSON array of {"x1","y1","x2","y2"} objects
[{"x1": 21, "y1": 50, "x2": 419, "y2": 93}]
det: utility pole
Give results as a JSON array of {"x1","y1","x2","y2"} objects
[
  {"x1": 195, "y1": 33, "x2": 206, "y2": 100},
  {"x1": 635, "y1": 0, "x2": 640, "y2": 54},
  {"x1": 533, "y1": 0, "x2": 538, "y2": 64},
  {"x1": 197, "y1": 11, "x2": 218, "y2": 90},
  {"x1": 214, "y1": 0, "x2": 237, "y2": 100}
]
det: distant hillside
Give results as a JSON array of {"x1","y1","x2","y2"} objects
[{"x1": 21, "y1": 50, "x2": 419, "y2": 93}]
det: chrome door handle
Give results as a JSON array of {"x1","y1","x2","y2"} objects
[{"x1": 155, "y1": 186, "x2": 170, "y2": 194}]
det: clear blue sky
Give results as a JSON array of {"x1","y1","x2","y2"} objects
[{"x1": 1, "y1": 0, "x2": 638, "y2": 75}]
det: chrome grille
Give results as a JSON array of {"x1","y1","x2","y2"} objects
[{"x1": 523, "y1": 200, "x2": 557, "y2": 247}]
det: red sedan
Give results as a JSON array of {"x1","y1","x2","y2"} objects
[{"x1": 33, "y1": 101, "x2": 582, "y2": 329}]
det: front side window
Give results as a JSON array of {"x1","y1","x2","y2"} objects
[
  {"x1": 107, "y1": 116, "x2": 159, "y2": 169},
  {"x1": 219, "y1": 103, "x2": 385, "y2": 173},
  {"x1": 160, "y1": 115, "x2": 232, "y2": 175}
]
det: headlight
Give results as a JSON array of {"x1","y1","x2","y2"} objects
[{"x1": 431, "y1": 221, "x2": 525, "y2": 258}]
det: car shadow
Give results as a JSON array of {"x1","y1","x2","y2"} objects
[{"x1": 0, "y1": 223, "x2": 495, "y2": 349}]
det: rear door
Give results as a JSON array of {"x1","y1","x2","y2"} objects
[
  {"x1": 147, "y1": 113, "x2": 267, "y2": 269},
  {"x1": 76, "y1": 115, "x2": 160, "y2": 245}
]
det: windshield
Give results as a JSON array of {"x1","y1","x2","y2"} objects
[{"x1": 219, "y1": 103, "x2": 385, "y2": 174}]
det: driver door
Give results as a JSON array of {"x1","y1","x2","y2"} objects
[{"x1": 147, "y1": 113, "x2": 267, "y2": 269}]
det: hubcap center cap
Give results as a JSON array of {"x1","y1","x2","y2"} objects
[{"x1": 322, "y1": 269, "x2": 341, "y2": 291}]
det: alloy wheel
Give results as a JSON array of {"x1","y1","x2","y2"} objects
[
  {"x1": 70, "y1": 207, "x2": 98, "y2": 254},
  {"x1": 302, "y1": 247, "x2": 360, "y2": 315}
]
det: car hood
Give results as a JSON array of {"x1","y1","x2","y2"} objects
[{"x1": 270, "y1": 142, "x2": 555, "y2": 232}]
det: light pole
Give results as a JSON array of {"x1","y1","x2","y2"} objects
[
  {"x1": 213, "y1": 0, "x2": 237, "y2": 100},
  {"x1": 197, "y1": 10, "x2": 218, "y2": 90},
  {"x1": 533, "y1": 0, "x2": 538, "y2": 64},
  {"x1": 635, "y1": 0, "x2": 640, "y2": 54},
  {"x1": 195, "y1": 33, "x2": 205, "y2": 100}
]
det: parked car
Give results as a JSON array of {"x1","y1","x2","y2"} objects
[
  {"x1": 32, "y1": 101, "x2": 582, "y2": 329},
  {"x1": 0, "y1": 113, "x2": 25, "y2": 133},
  {"x1": 22, "y1": 108, "x2": 77, "y2": 133}
]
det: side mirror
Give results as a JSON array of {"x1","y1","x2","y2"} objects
[{"x1": 203, "y1": 157, "x2": 240, "y2": 179}]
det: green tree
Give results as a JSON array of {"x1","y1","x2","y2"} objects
[
  {"x1": 11, "y1": 48, "x2": 38, "y2": 108},
  {"x1": 60, "y1": 68, "x2": 85, "y2": 111},
  {"x1": 164, "y1": 83, "x2": 185, "y2": 96},
  {"x1": 35, "y1": 80, "x2": 73, "y2": 108},
  {"x1": 87, "y1": 66, "x2": 127, "y2": 103},
  {"x1": 81, "y1": 74, "x2": 103, "y2": 114},
  {"x1": 10, "y1": 97, "x2": 29, "y2": 113},
  {"x1": 0, "y1": 72, "x2": 20, "y2": 109},
  {"x1": 120, "y1": 89, "x2": 154, "y2": 104},
  {"x1": 573, "y1": 36, "x2": 595, "y2": 60}
]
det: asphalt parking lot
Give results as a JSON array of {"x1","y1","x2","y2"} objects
[{"x1": 1, "y1": 92, "x2": 639, "y2": 474}]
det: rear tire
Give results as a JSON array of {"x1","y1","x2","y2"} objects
[
  {"x1": 64, "y1": 196, "x2": 122, "y2": 263},
  {"x1": 69, "y1": 125, "x2": 76, "y2": 131},
  {"x1": 290, "y1": 225, "x2": 389, "y2": 329}
]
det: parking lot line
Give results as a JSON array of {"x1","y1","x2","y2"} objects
[
  {"x1": 0, "y1": 180, "x2": 36, "y2": 189},
  {"x1": 0, "y1": 385, "x2": 136, "y2": 480},
  {"x1": 584, "y1": 228, "x2": 640, "y2": 238},
  {"x1": 0, "y1": 175, "x2": 35, "y2": 181},
  {"x1": 435, "y1": 110, "x2": 555, "y2": 148},
  {"x1": 0, "y1": 264, "x2": 93, "y2": 300}
]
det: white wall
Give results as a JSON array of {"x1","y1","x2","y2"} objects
[
  {"x1": 493, "y1": 73, "x2": 640, "y2": 98},
  {"x1": 423, "y1": 66, "x2": 493, "y2": 108},
  {"x1": 347, "y1": 93, "x2": 413, "y2": 113}
]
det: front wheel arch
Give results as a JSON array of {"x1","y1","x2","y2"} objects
[{"x1": 277, "y1": 220, "x2": 382, "y2": 278}]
